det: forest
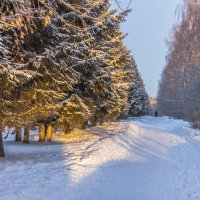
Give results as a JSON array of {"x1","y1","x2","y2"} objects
[
  {"x1": 157, "y1": 0, "x2": 200, "y2": 128},
  {"x1": 0, "y1": 0, "x2": 149, "y2": 157},
  {"x1": 1, "y1": 1, "x2": 200, "y2": 200}
]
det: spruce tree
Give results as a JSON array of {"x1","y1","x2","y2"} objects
[
  {"x1": 78, "y1": 1, "x2": 134, "y2": 124},
  {"x1": 128, "y1": 62, "x2": 149, "y2": 117}
]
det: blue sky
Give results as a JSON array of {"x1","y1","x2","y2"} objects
[{"x1": 111, "y1": 0, "x2": 183, "y2": 97}]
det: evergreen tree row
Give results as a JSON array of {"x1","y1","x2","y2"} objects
[{"x1": 0, "y1": 0, "x2": 149, "y2": 157}]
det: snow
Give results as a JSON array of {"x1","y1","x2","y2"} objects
[{"x1": 0, "y1": 116, "x2": 200, "y2": 200}]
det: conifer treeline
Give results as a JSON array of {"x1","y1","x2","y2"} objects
[
  {"x1": 0, "y1": 0, "x2": 149, "y2": 157},
  {"x1": 157, "y1": 0, "x2": 200, "y2": 128}
]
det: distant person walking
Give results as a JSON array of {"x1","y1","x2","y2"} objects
[{"x1": 155, "y1": 110, "x2": 158, "y2": 117}]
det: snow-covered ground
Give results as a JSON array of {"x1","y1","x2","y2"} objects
[{"x1": 0, "y1": 116, "x2": 200, "y2": 200}]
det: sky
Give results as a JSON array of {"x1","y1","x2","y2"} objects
[{"x1": 111, "y1": 0, "x2": 184, "y2": 97}]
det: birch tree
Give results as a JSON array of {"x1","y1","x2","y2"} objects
[{"x1": 158, "y1": 0, "x2": 200, "y2": 127}]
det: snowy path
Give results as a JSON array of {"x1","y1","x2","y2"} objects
[{"x1": 0, "y1": 116, "x2": 200, "y2": 200}]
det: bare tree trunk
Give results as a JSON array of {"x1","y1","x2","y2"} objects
[
  {"x1": 23, "y1": 128, "x2": 29, "y2": 144},
  {"x1": 15, "y1": 127, "x2": 22, "y2": 142},
  {"x1": 0, "y1": 128, "x2": 5, "y2": 157},
  {"x1": 46, "y1": 124, "x2": 52, "y2": 142},
  {"x1": 39, "y1": 124, "x2": 46, "y2": 142}
]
